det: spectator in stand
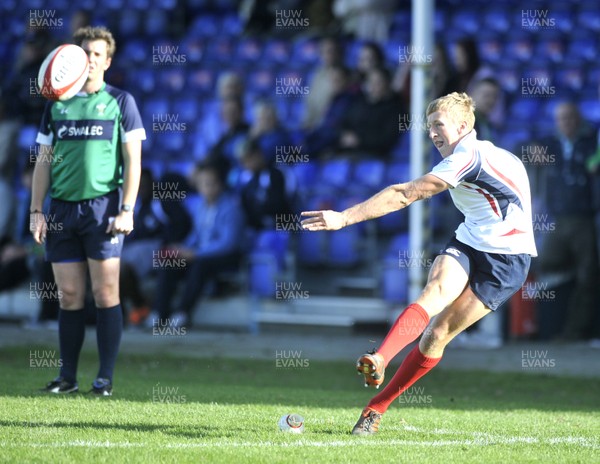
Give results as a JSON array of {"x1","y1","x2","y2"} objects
[
  {"x1": 305, "y1": 65, "x2": 356, "y2": 157},
  {"x1": 350, "y1": 41, "x2": 386, "y2": 92},
  {"x1": 248, "y1": 100, "x2": 292, "y2": 165},
  {"x1": 4, "y1": 30, "x2": 56, "y2": 125},
  {"x1": 303, "y1": 36, "x2": 345, "y2": 131},
  {"x1": 148, "y1": 161, "x2": 244, "y2": 329},
  {"x1": 339, "y1": 67, "x2": 402, "y2": 160},
  {"x1": 333, "y1": 0, "x2": 395, "y2": 44},
  {"x1": 452, "y1": 38, "x2": 505, "y2": 127},
  {"x1": 208, "y1": 96, "x2": 250, "y2": 180},
  {"x1": 471, "y1": 77, "x2": 501, "y2": 143},
  {"x1": 217, "y1": 71, "x2": 245, "y2": 100},
  {"x1": 393, "y1": 43, "x2": 459, "y2": 108},
  {"x1": 120, "y1": 169, "x2": 192, "y2": 326},
  {"x1": 238, "y1": 138, "x2": 292, "y2": 233},
  {"x1": 536, "y1": 102, "x2": 599, "y2": 341},
  {"x1": 0, "y1": 163, "x2": 58, "y2": 327}
]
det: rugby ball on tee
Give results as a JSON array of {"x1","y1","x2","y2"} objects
[{"x1": 37, "y1": 44, "x2": 89, "y2": 101}]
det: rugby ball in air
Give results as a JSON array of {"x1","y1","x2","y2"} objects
[{"x1": 37, "y1": 44, "x2": 89, "y2": 101}]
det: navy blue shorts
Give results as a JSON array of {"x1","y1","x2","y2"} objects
[
  {"x1": 45, "y1": 189, "x2": 124, "y2": 263},
  {"x1": 440, "y1": 237, "x2": 531, "y2": 311}
]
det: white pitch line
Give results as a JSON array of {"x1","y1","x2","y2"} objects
[{"x1": 1, "y1": 435, "x2": 598, "y2": 450}]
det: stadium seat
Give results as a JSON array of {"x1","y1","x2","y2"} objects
[
  {"x1": 328, "y1": 227, "x2": 361, "y2": 267},
  {"x1": 118, "y1": 9, "x2": 141, "y2": 37},
  {"x1": 187, "y1": 69, "x2": 215, "y2": 95},
  {"x1": 180, "y1": 37, "x2": 204, "y2": 64},
  {"x1": 535, "y1": 39, "x2": 565, "y2": 63},
  {"x1": 222, "y1": 14, "x2": 242, "y2": 36},
  {"x1": 292, "y1": 38, "x2": 320, "y2": 67},
  {"x1": 554, "y1": 68, "x2": 584, "y2": 92},
  {"x1": 172, "y1": 99, "x2": 200, "y2": 123},
  {"x1": 566, "y1": 39, "x2": 597, "y2": 63},
  {"x1": 353, "y1": 160, "x2": 386, "y2": 192},
  {"x1": 248, "y1": 69, "x2": 274, "y2": 95},
  {"x1": 158, "y1": 68, "x2": 186, "y2": 94},
  {"x1": 483, "y1": 8, "x2": 510, "y2": 33},
  {"x1": 236, "y1": 37, "x2": 263, "y2": 63},
  {"x1": 386, "y1": 162, "x2": 410, "y2": 185},
  {"x1": 450, "y1": 11, "x2": 479, "y2": 34},
  {"x1": 297, "y1": 231, "x2": 326, "y2": 266},
  {"x1": 291, "y1": 161, "x2": 319, "y2": 192},
  {"x1": 203, "y1": 37, "x2": 234, "y2": 63},
  {"x1": 508, "y1": 99, "x2": 539, "y2": 122},
  {"x1": 263, "y1": 39, "x2": 291, "y2": 64},
  {"x1": 504, "y1": 39, "x2": 534, "y2": 62},
  {"x1": 479, "y1": 39, "x2": 503, "y2": 64},
  {"x1": 188, "y1": 15, "x2": 219, "y2": 37},
  {"x1": 318, "y1": 158, "x2": 352, "y2": 191},
  {"x1": 577, "y1": 7, "x2": 600, "y2": 32},
  {"x1": 121, "y1": 40, "x2": 147, "y2": 64},
  {"x1": 17, "y1": 125, "x2": 38, "y2": 150},
  {"x1": 249, "y1": 252, "x2": 278, "y2": 297},
  {"x1": 144, "y1": 98, "x2": 170, "y2": 118},
  {"x1": 579, "y1": 100, "x2": 600, "y2": 124}
]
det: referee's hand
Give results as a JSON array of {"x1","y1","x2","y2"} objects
[
  {"x1": 300, "y1": 210, "x2": 345, "y2": 231},
  {"x1": 30, "y1": 212, "x2": 47, "y2": 244},
  {"x1": 107, "y1": 212, "x2": 134, "y2": 235}
]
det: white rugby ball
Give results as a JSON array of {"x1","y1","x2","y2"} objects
[
  {"x1": 278, "y1": 413, "x2": 304, "y2": 433},
  {"x1": 37, "y1": 44, "x2": 89, "y2": 101}
]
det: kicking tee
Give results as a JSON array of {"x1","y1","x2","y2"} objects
[
  {"x1": 36, "y1": 82, "x2": 146, "y2": 202},
  {"x1": 430, "y1": 130, "x2": 538, "y2": 256}
]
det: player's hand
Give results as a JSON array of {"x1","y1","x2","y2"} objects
[
  {"x1": 30, "y1": 212, "x2": 47, "y2": 245},
  {"x1": 106, "y1": 212, "x2": 134, "y2": 235},
  {"x1": 301, "y1": 210, "x2": 346, "y2": 231}
]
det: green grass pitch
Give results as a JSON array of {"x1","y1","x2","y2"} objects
[{"x1": 1, "y1": 345, "x2": 599, "y2": 463}]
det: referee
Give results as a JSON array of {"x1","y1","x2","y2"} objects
[{"x1": 31, "y1": 26, "x2": 146, "y2": 396}]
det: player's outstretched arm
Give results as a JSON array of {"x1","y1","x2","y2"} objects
[{"x1": 301, "y1": 174, "x2": 449, "y2": 231}]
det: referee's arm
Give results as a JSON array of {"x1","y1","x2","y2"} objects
[
  {"x1": 107, "y1": 140, "x2": 141, "y2": 235},
  {"x1": 30, "y1": 144, "x2": 52, "y2": 244}
]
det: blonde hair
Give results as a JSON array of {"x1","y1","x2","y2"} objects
[
  {"x1": 426, "y1": 92, "x2": 476, "y2": 132},
  {"x1": 73, "y1": 26, "x2": 116, "y2": 58}
]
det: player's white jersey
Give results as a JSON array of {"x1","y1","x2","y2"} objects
[{"x1": 430, "y1": 130, "x2": 538, "y2": 256}]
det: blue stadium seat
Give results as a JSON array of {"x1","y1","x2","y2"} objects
[
  {"x1": 381, "y1": 233, "x2": 410, "y2": 304},
  {"x1": 580, "y1": 100, "x2": 600, "y2": 125},
  {"x1": 254, "y1": 230, "x2": 289, "y2": 270},
  {"x1": 297, "y1": 231, "x2": 326, "y2": 266},
  {"x1": 235, "y1": 37, "x2": 263, "y2": 63},
  {"x1": 353, "y1": 160, "x2": 386, "y2": 192},
  {"x1": 172, "y1": 99, "x2": 200, "y2": 123},
  {"x1": 158, "y1": 68, "x2": 186, "y2": 94},
  {"x1": 203, "y1": 37, "x2": 234, "y2": 63},
  {"x1": 130, "y1": 0, "x2": 149, "y2": 9},
  {"x1": 554, "y1": 68, "x2": 584, "y2": 92},
  {"x1": 483, "y1": 8, "x2": 510, "y2": 33},
  {"x1": 479, "y1": 39, "x2": 503, "y2": 64},
  {"x1": 566, "y1": 39, "x2": 596, "y2": 63},
  {"x1": 248, "y1": 69, "x2": 274, "y2": 94},
  {"x1": 144, "y1": 98, "x2": 170, "y2": 118},
  {"x1": 181, "y1": 37, "x2": 204, "y2": 64},
  {"x1": 131, "y1": 68, "x2": 156, "y2": 94},
  {"x1": 328, "y1": 227, "x2": 361, "y2": 267},
  {"x1": 155, "y1": 131, "x2": 186, "y2": 153},
  {"x1": 222, "y1": 14, "x2": 242, "y2": 36},
  {"x1": 577, "y1": 7, "x2": 600, "y2": 32},
  {"x1": 496, "y1": 66, "x2": 521, "y2": 94},
  {"x1": 318, "y1": 159, "x2": 352, "y2": 191},
  {"x1": 121, "y1": 40, "x2": 147, "y2": 64},
  {"x1": 188, "y1": 15, "x2": 219, "y2": 37},
  {"x1": 186, "y1": 69, "x2": 215, "y2": 95},
  {"x1": 292, "y1": 38, "x2": 320, "y2": 67},
  {"x1": 18, "y1": 125, "x2": 38, "y2": 150},
  {"x1": 263, "y1": 39, "x2": 291, "y2": 64},
  {"x1": 504, "y1": 39, "x2": 534, "y2": 62},
  {"x1": 450, "y1": 11, "x2": 479, "y2": 34},
  {"x1": 386, "y1": 162, "x2": 410, "y2": 185},
  {"x1": 535, "y1": 39, "x2": 565, "y2": 64},
  {"x1": 291, "y1": 161, "x2": 319, "y2": 191},
  {"x1": 508, "y1": 99, "x2": 539, "y2": 122},
  {"x1": 118, "y1": 9, "x2": 141, "y2": 37},
  {"x1": 249, "y1": 252, "x2": 278, "y2": 297}
]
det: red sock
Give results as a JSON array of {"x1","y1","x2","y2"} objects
[
  {"x1": 368, "y1": 345, "x2": 441, "y2": 413},
  {"x1": 377, "y1": 303, "x2": 430, "y2": 365}
]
